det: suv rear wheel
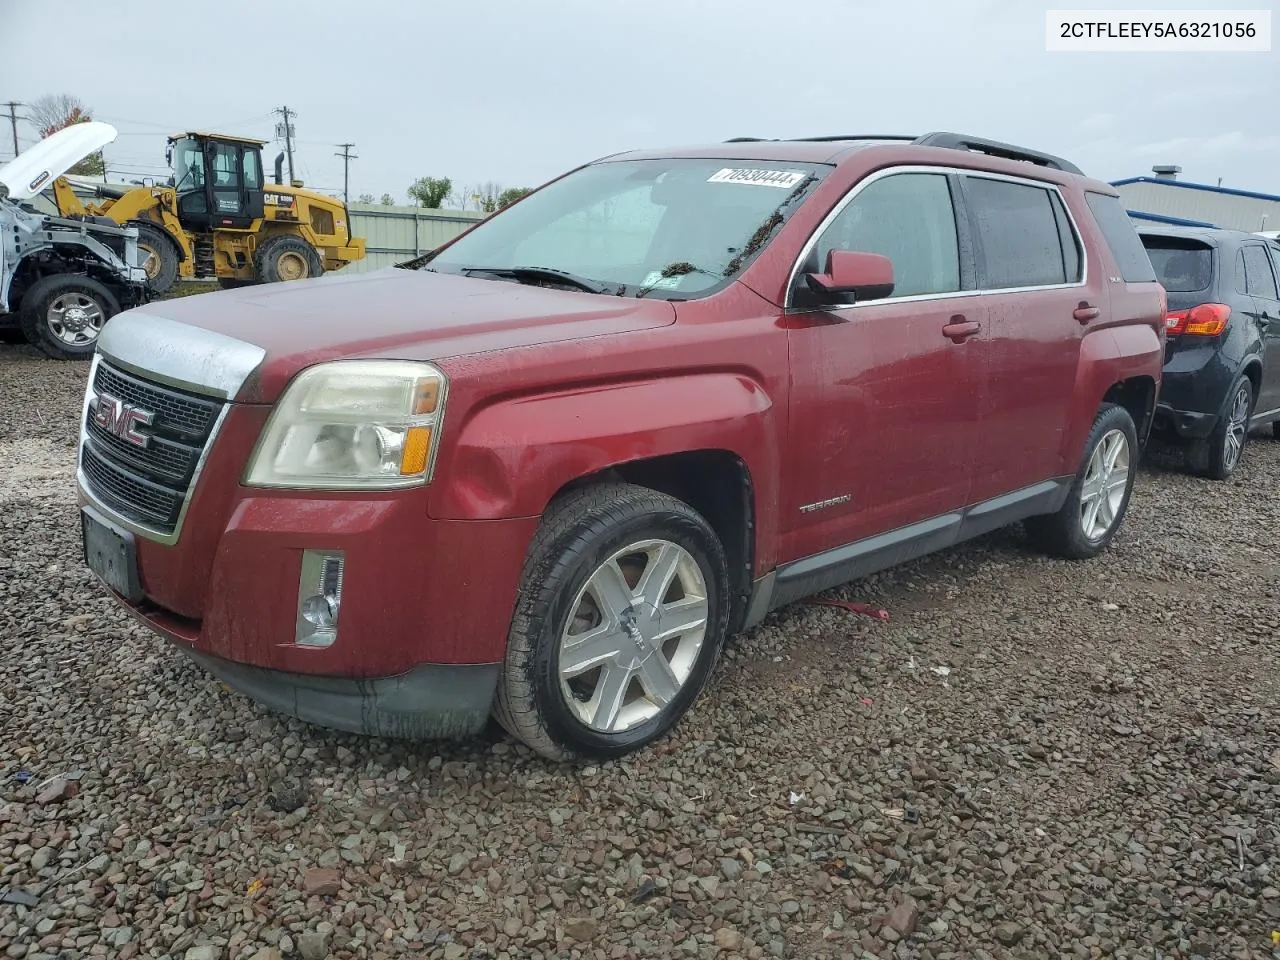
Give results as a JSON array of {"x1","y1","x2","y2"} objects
[
  {"x1": 1024, "y1": 403, "x2": 1138, "y2": 560},
  {"x1": 19, "y1": 274, "x2": 120, "y2": 361},
  {"x1": 1190, "y1": 373, "x2": 1253, "y2": 480},
  {"x1": 494, "y1": 482, "x2": 729, "y2": 761}
]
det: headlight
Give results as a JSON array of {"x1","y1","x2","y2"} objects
[{"x1": 244, "y1": 359, "x2": 447, "y2": 489}]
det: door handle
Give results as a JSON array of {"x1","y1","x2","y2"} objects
[
  {"x1": 942, "y1": 316, "x2": 981, "y2": 343},
  {"x1": 1074, "y1": 302, "x2": 1100, "y2": 324}
]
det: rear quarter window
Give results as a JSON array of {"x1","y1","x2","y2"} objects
[
  {"x1": 1140, "y1": 236, "x2": 1214, "y2": 292},
  {"x1": 1085, "y1": 192, "x2": 1158, "y2": 283}
]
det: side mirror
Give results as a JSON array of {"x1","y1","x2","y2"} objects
[{"x1": 804, "y1": 250, "x2": 894, "y2": 303}]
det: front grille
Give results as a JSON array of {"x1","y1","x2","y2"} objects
[{"x1": 80, "y1": 361, "x2": 226, "y2": 536}]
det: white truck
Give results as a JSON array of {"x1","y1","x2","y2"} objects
[{"x1": 0, "y1": 121, "x2": 148, "y2": 359}]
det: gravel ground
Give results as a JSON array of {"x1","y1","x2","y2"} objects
[{"x1": 2, "y1": 340, "x2": 1279, "y2": 960}]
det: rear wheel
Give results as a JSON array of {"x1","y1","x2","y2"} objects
[
  {"x1": 132, "y1": 222, "x2": 179, "y2": 295},
  {"x1": 255, "y1": 235, "x2": 323, "y2": 283},
  {"x1": 1191, "y1": 374, "x2": 1253, "y2": 480},
  {"x1": 1024, "y1": 403, "x2": 1138, "y2": 560},
  {"x1": 19, "y1": 274, "x2": 120, "y2": 360},
  {"x1": 494, "y1": 483, "x2": 730, "y2": 761}
]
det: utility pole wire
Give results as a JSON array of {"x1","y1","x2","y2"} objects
[
  {"x1": 3, "y1": 101, "x2": 25, "y2": 158},
  {"x1": 274, "y1": 106, "x2": 295, "y2": 183},
  {"x1": 335, "y1": 143, "x2": 357, "y2": 204}
]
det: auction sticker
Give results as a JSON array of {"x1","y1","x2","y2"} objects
[{"x1": 707, "y1": 168, "x2": 806, "y2": 188}]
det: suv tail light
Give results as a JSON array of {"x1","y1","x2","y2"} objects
[{"x1": 1165, "y1": 303, "x2": 1230, "y2": 337}]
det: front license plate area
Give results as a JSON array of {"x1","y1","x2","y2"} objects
[{"x1": 81, "y1": 505, "x2": 143, "y2": 602}]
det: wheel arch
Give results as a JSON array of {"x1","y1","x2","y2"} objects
[
  {"x1": 427, "y1": 372, "x2": 781, "y2": 600},
  {"x1": 129, "y1": 217, "x2": 187, "y2": 263}
]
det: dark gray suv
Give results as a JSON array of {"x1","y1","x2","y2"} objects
[{"x1": 1139, "y1": 225, "x2": 1280, "y2": 479}]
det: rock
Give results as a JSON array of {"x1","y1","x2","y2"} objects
[
  {"x1": 249, "y1": 950, "x2": 282, "y2": 960},
  {"x1": 993, "y1": 922, "x2": 1025, "y2": 946},
  {"x1": 719, "y1": 858, "x2": 743, "y2": 881},
  {"x1": 36, "y1": 778, "x2": 78, "y2": 804},
  {"x1": 297, "y1": 931, "x2": 330, "y2": 960},
  {"x1": 715, "y1": 928, "x2": 744, "y2": 951},
  {"x1": 443, "y1": 945, "x2": 466, "y2": 960},
  {"x1": 886, "y1": 895, "x2": 920, "y2": 936},
  {"x1": 699, "y1": 876, "x2": 720, "y2": 896},
  {"x1": 304, "y1": 867, "x2": 342, "y2": 896},
  {"x1": 184, "y1": 947, "x2": 218, "y2": 960},
  {"x1": 565, "y1": 918, "x2": 599, "y2": 941}
]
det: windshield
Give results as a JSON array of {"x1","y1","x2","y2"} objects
[
  {"x1": 170, "y1": 137, "x2": 205, "y2": 193},
  {"x1": 1141, "y1": 236, "x2": 1214, "y2": 292},
  {"x1": 421, "y1": 158, "x2": 828, "y2": 298}
]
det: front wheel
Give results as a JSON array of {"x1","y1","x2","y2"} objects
[
  {"x1": 1024, "y1": 403, "x2": 1138, "y2": 560},
  {"x1": 19, "y1": 274, "x2": 120, "y2": 360},
  {"x1": 132, "y1": 222, "x2": 180, "y2": 295},
  {"x1": 493, "y1": 483, "x2": 730, "y2": 761}
]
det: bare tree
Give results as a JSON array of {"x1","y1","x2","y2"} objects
[{"x1": 29, "y1": 93, "x2": 105, "y2": 175}]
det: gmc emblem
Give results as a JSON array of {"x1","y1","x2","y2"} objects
[{"x1": 93, "y1": 392, "x2": 154, "y2": 448}]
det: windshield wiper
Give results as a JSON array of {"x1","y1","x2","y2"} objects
[{"x1": 459, "y1": 265, "x2": 609, "y2": 295}]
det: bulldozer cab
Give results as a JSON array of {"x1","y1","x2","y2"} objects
[{"x1": 165, "y1": 132, "x2": 265, "y2": 230}]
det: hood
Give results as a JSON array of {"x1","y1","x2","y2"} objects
[
  {"x1": 0, "y1": 120, "x2": 117, "y2": 200},
  {"x1": 112, "y1": 267, "x2": 677, "y2": 403}
]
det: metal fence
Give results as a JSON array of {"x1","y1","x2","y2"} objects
[{"x1": 345, "y1": 204, "x2": 487, "y2": 273}]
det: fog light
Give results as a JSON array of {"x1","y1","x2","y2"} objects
[{"x1": 296, "y1": 550, "x2": 344, "y2": 647}]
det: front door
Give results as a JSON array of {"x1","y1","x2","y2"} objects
[
  {"x1": 782, "y1": 169, "x2": 985, "y2": 564},
  {"x1": 958, "y1": 173, "x2": 1103, "y2": 501},
  {"x1": 1243, "y1": 242, "x2": 1280, "y2": 417}
]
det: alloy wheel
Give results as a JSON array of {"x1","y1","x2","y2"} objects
[
  {"x1": 1079, "y1": 428, "x2": 1130, "y2": 541},
  {"x1": 558, "y1": 539, "x2": 709, "y2": 733}
]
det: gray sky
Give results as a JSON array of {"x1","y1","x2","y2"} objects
[{"x1": 3, "y1": 0, "x2": 1276, "y2": 204}]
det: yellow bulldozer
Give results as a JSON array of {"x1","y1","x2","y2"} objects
[{"x1": 51, "y1": 131, "x2": 365, "y2": 294}]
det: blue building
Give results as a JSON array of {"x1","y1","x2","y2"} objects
[{"x1": 1116, "y1": 166, "x2": 1280, "y2": 234}]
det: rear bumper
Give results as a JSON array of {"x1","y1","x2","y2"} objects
[
  {"x1": 1153, "y1": 402, "x2": 1217, "y2": 439},
  {"x1": 174, "y1": 643, "x2": 500, "y2": 739}
]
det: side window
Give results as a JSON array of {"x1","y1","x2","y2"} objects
[
  {"x1": 1049, "y1": 192, "x2": 1082, "y2": 282},
  {"x1": 813, "y1": 172, "x2": 960, "y2": 298},
  {"x1": 1084, "y1": 192, "x2": 1159, "y2": 283},
  {"x1": 1235, "y1": 250, "x2": 1250, "y2": 297},
  {"x1": 1242, "y1": 244, "x2": 1280, "y2": 301},
  {"x1": 243, "y1": 150, "x2": 262, "y2": 190},
  {"x1": 964, "y1": 176, "x2": 1073, "y2": 288}
]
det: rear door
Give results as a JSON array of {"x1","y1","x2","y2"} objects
[
  {"x1": 958, "y1": 173, "x2": 1100, "y2": 502},
  {"x1": 1241, "y1": 242, "x2": 1280, "y2": 416}
]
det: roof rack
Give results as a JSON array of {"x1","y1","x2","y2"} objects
[
  {"x1": 790, "y1": 135, "x2": 917, "y2": 143},
  {"x1": 720, "y1": 132, "x2": 1083, "y2": 176},
  {"x1": 911, "y1": 132, "x2": 1083, "y2": 175}
]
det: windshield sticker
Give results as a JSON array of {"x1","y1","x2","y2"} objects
[
  {"x1": 641, "y1": 271, "x2": 684, "y2": 290},
  {"x1": 707, "y1": 168, "x2": 806, "y2": 188}
]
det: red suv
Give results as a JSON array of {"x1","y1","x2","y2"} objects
[{"x1": 77, "y1": 133, "x2": 1166, "y2": 760}]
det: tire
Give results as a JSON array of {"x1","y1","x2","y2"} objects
[
  {"x1": 1024, "y1": 403, "x2": 1139, "y2": 560},
  {"x1": 19, "y1": 274, "x2": 120, "y2": 360},
  {"x1": 255, "y1": 235, "x2": 324, "y2": 283},
  {"x1": 1190, "y1": 374, "x2": 1253, "y2": 480},
  {"x1": 132, "y1": 222, "x2": 179, "y2": 295},
  {"x1": 493, "y1": 482, "x2": 730, "y2": 762},
  {"x1": 1273, "y1": 421, "x2": 1280, "y2": 441}
]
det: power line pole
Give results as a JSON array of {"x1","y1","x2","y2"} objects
[
  {"x1": 3, "y1": 101, "x2": 23, "y2": 158},
  {"x1": 274, "y1": 105, "x2": 295, "y2": 183},
  {"x1": 334, "y1": 143, "x2": 357, "y2": 203}
]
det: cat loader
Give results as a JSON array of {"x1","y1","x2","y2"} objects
[{"x1": 51, "y1": 131, "x2": 365, "y2": 294}]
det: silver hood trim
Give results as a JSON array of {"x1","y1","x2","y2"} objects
[{"x1": 97, "y1": 310, "x2": 266, "y2": 400}]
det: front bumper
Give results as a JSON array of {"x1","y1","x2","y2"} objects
[{"x1": 176, "y1": 644, "x2": 500, "y2": 739}]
